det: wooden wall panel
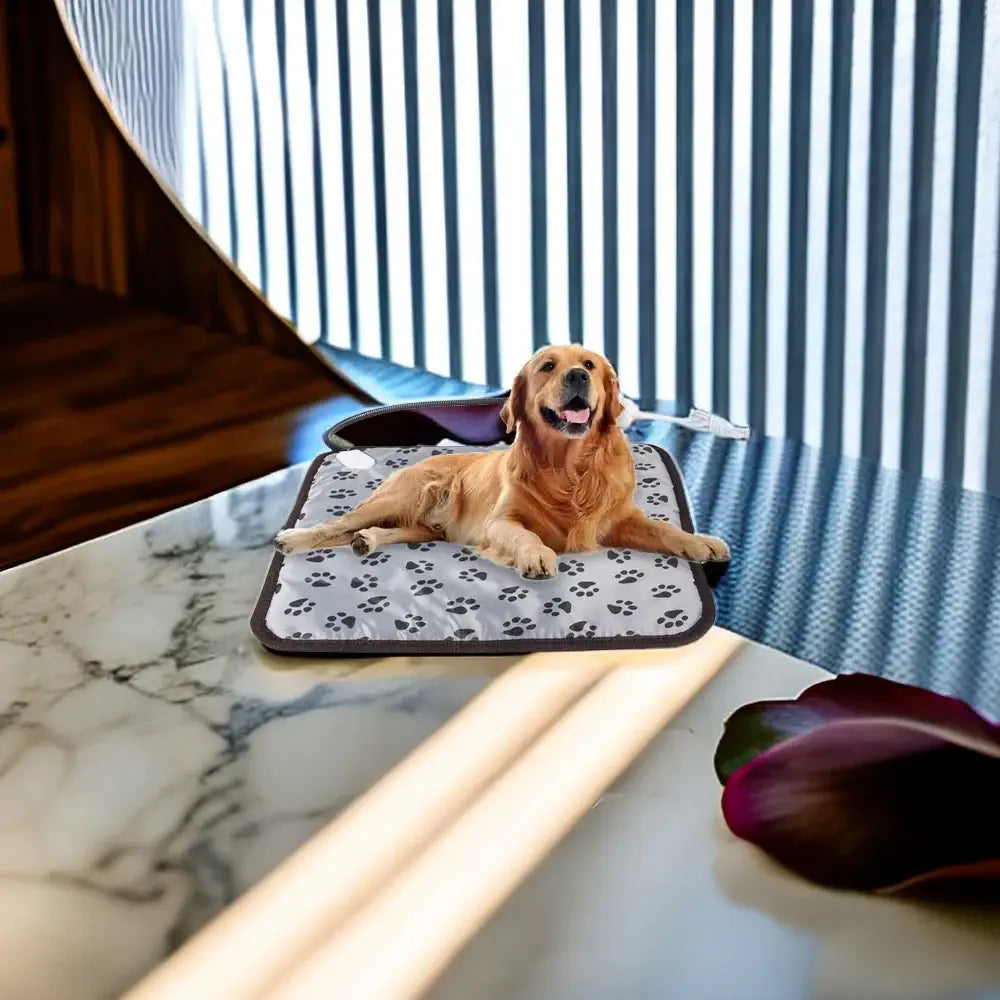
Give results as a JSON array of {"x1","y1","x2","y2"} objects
[
  {"x1": 3, "y1": 0, "x2": 350, "y2": 379},
  {"x1": 0, "y1": 2, "x2": 22, "y2": 277}
]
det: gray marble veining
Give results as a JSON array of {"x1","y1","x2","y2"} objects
[{"x1": 0, "y1": 465, "x2": 508, "y2": 1000}]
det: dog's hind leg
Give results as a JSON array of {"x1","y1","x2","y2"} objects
[
  {"x1": 275, "y1": 494, "x2": 407, "y2": 554},
  {"x1": 350, "y1": 525, "x2": 440, "y2": 556}
]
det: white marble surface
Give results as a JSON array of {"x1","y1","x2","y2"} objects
[
  {"x1": 0, "y1": 465, "x2": 512, "y2": 1000},
  {"x1": 431, "y1": 643, "x2": 1000, "y2": 1000},
  {"x1": 5, "y1": 465, "x2": 1000, "y2": 1000}
]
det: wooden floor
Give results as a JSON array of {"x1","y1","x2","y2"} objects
[{"x1": 0, "y1": 281, "x2": 361, "y2": 569}]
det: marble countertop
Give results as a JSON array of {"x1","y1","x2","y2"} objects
[
  {"x1": 4, "y1": 462, "x2": 1000, "y2": 1000},
  {"x1": 0, "y1": 464, "x2": 511, "y2": 1000}
]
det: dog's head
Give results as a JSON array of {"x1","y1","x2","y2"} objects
[{"x1": 500, "y1": 346, "x2": 624, "y2": 440}]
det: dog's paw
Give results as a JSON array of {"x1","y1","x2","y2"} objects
[
  {"x1": 351, "y1": 530, "x2": 375, "y2": 557},
  {"x1": 679, "y1": 533, "x2": 730, "y2": 564},
  {"x1": 517, "y1": 546, "x2": 558, "y2": 580},
  {"x1": 275, "y1": 528, "x2": 314, "y2": 554}
]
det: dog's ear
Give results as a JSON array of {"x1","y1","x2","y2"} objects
[
  {"x1": 602, "y1": 365, "x2": 624, "y2": 426},
  {"x1": 500, "y1": 374, "x2": 527, "y2": 434}
]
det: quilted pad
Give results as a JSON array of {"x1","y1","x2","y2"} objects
[{"x1": 251, "y1": 443, "x2": 715, "y2": 655}]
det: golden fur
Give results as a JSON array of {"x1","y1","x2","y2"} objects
[{"x1": 276, "y1": 346, "x2": 730, "y2": 577}]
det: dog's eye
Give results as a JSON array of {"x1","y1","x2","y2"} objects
[
  {"x1": 583, "y1": 360, "x2": 595, "y2": 370},
  {"x1": 540, "y1": 361, "x2": 556, "y2": 372}
]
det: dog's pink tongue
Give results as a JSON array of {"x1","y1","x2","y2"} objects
[{"x1": 562, "y1": 407, "x2": 591, "y2": 424}]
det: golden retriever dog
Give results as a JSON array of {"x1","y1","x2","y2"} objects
[{"x1": 276, "y1": 346, "x2": 730, "y2": 577}]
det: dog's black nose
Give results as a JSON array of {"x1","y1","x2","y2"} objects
[{"x1": 564, "y1": 366, "x2": 590, "y2": 387}]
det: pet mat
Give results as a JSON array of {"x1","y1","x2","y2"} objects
[{"x1": 252, "y1": 434, "x2": 717, "y2": 656}]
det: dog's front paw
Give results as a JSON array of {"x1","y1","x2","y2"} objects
[
  {"x1": 679, "y1": 533, "x2": 730, "y2": 564},
  {"x1": 517, "y1": 546, "x2": 558, "y2": 580},
  {"x1": 275, "y1": 528, "x2": 316, "y2": 554}
]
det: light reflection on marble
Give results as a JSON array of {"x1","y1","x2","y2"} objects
[
  {"x1": 430, "y1": 644, "x2": 1000, "y2": 1000},
  {"x1": 0, "y1": 464, "x2": 512, "y2": 1000}
]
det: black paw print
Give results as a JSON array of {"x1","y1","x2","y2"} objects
[
  {"x1": 615, "y1": 569, "x2": 644, "y2": 584},
  {"x1": 542, "y1": 599, "x2": 572, "y2": 616},
  {"x1": 446, "y1": 596, "x2": 480, "y2": 615},
  {"x1": 364, "y1": 479, "x2": 382, "y2": 491},
  {"x1": 305, "y1": 549, "x2": 337, "y2": 563},
  {"x1": 638, "y1": 476, "x2": 660, "y2": 488},
  {"x1": 325, "y1": 612, "x2": 357, "y2": 631},
  {"x1": 429, "y1": 449, "x2": 447, "y2": 457},
  {"x1": 635, "y1": 461, "x2": 655, "y2": 471},
  {"x1": 568, "y1": 621, "x2": 598, "y2": 638},
  {"x1": 305, "y1": 571, "x2": 336, "y2": 588},
  {"x1": 289, "y1": 631, "x2": 314, "y2": 639},
  {"x1": 405, "y1": 559, "x2": 434, "y2": 574},
  {"x1": 394, "y1": 614, "x2": 426, "y2": 634},
  {"x1": 499, "y1": 586, "x2": 529, "y2": 602},
  {"x1": 503, "y1": 616, "x2": 537, "y2": 637},
  {"x1": 396, "y1": 446, "x2": 422, "y2": 455},
  {"x1": 384, "y1": 457, "x2": 407, "y2": 468},
  {"x1": 410, "y1": 578, "x2": 443, "y2": 596},
  {"x1": 652, "y1": 583, "x2": 681, "y2": 599},
  {"x1": 607, "y1": 600, "x2": 637, "y2": 617},
  {"x1": 325, "y1": 504, "x2": 353, "y2": 516},
  {"x1": 654, "y1": 555, "x2": 679, "y2": 570},
  {"x1": 327, "y1": 488, "x2": 356, "y2": 500},
  {"x1": 407, "y1": 541, "x2": 435, "y2": 552},
  {"x1": 644, "y1": 492, "x2": 671, "y2": 506},
  {"x1": 361, "y1": 551, "x2": 391, "y2": 566},
  {"x1": 452, "y1": 628, "x2": 476, "y2": 640},
  {"x1": 358, "y1": 595, "x2": 390, "y2": 613},
  {"x1": 458, "y1": 568, "x2": 488, "y2": 583},
  {"x1": 452, "y1": 548, "x2": 479, "y2": 562},
  {"x1": 558, "y1": 558, "x2": 585, "y2": 576},
  {"x1": 330, "y1": 470, "x2": 357, "y2": 481},
  {"x1": 273, "y1": 581, "x2": 282, "y2": 594},
  {"x1": 569, "y1": 580, "x2": 598, "y2": 598},
  {"x1": 350, "y1": 573, "x2": 379, "y2": 592},
  {"x1": 657, "y1": 609, "x2": 690, "y2": 630},
  {"x1": 650, "y1": 512, "x2": 672, "y2": 521},
  {"x1": 607, "y1": 550, "x2": 632, "y2": 563},
  {"x1": 284, "y1": 598, "x2": 316, "y2": 617}
]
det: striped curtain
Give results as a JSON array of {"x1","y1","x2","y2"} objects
[{"x1": 63, "y1": 0, "x2": 1000, "y2": 495}]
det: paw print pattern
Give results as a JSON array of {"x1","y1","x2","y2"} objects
[
  {"x1": 652, "y1": 583, "x2": 682, "y2": 599},
  {"x1": 364, "y1": 479, "x2": 382, "y2": 491},
  {"x1": 407, "y1": 541, "x2": 436, "y2": 552},
  {"x1": 361, "y1": 551, "x2": 391, "y2": 566},
  {"x1": 305, "y1": 549, "x2": 337, "y2": 563},
  {"x1": 384, "y1": 457, "x2": 407, "y2": 469},
  {"x1": 452, "y1": 548, "x2": 479, "y2": 562},
  {"x1": 395, "y1": 446, "x2": 423, "y2": 455},
  {"x1": 638, "y1": 476, "x2": 661, "y2": 488},
  {"x1": 410, "y1": 578, "x2": 443, "y2": 596},
  {"x1": 607, "y1": 600, "x2": 637, "y2": 617},
  {"x1": 284, "y1": 599, "x2": 315, "y2": 617},
  {"x1": 405, "y1": 559, "x2": 434, "y2": 574},
  {"x1": 499, "y1": 586, "x2": 529, "y2": 602},
  {"x1": 273, "y1": 582, "x2": 282, "y2": 594},
  {"x1": 542, "y1": 599, "x2": 572, "y2": 616},
  {"x1": 644, "y1": 492, "x2": 671, "y2": 506},
  {"x1": 569, "y1": 621, "x2": 599, "y2": 638},
  {"x1": 446, "y1": 596, "x2": 480, "y2": 615},
  {"x1": 394, "y1": 614, "x2": 426, "y2": 634},
  {"x1": 327, "y1": 488, "x2": 356, "y2": 500},
  {"x1": 558, "y1": 558, "x2": 585, "y2": 576},
  {"x1": 503, "y1": 616, "x2": 537, "y2": 637},
  {"x1": 330, "y1": 470, "x2": 357, "y2": 481},
  {"x1": 657, "y1": 609, "x2": 690, "y2": 630},
  {"x1": 452, "y1": 628, "x2": 476, "y2": 640},
  {"x1": 607, "y1": 550, "x2": 632, "y2": 563},
  {"x1": 350, "y1": 573, "x2": 379, "y2": 592},
  {"x1": 654, "y1": 555, "x2": 679, "y2": 570},
  {"x1": 615, "y1": 569, "x2": 644, "y2": 584},
  {"x1": 324, "y1": 612, "x2": 357, "y2": 631},
  {"x1": 634, "y1": 461, "x2": 655, "y2": 472},
  {"x1": 358, "y1": 595, "x2": 390, "y2": 613},
  {"x1": 458, "y1": 568, "x2": 488, "y2": 583},
  {"x1": 650, "y1": 512, "x2": 672, "y2": 521},
  {"x1": 305, "y1": 571, "x2": 336, "y2": 588},
  {"x1": 569, "y1": 580, "x2": 599, "y2": 598},
  {"x1": 324, "y1": 504, "x2": 353, "y2": 516}
]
